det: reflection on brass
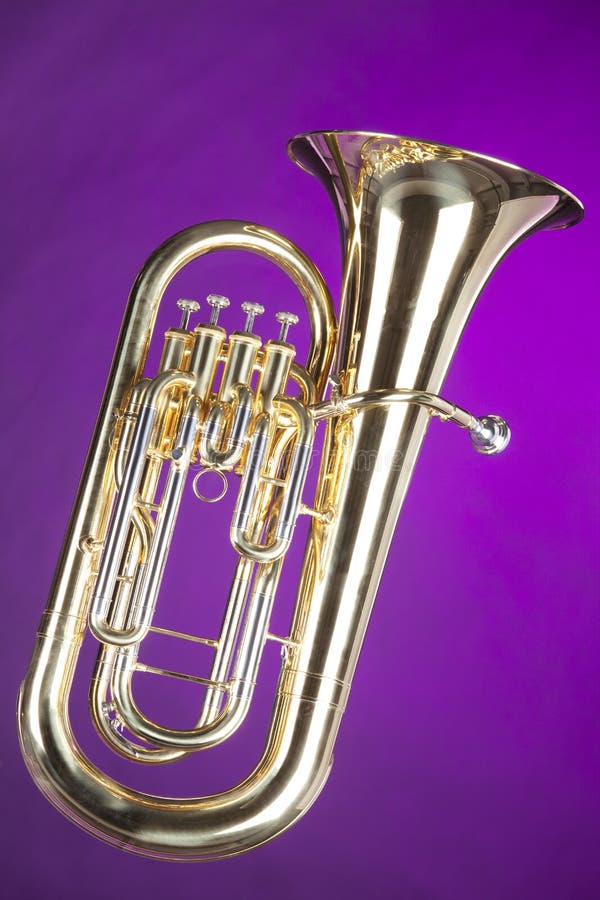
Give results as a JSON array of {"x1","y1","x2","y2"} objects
[
  {"x1": 18, "y1": 132, "x2": 583, "y2": 860},
  {"x1": 362, "y1": 136, "x2": 464, "y2": 175}
]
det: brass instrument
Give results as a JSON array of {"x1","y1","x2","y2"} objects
[{"x1": 17, "y1": 131, "x2": 583, "y2": 860}]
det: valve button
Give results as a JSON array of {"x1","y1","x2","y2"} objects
[
  {"x1": 206, "y1": 294, "x2": 230, "y2": 326},
  {"x1": 177, "y1": 299, "x2": 201, "y2": 330},
  {"x1": 241, "y1": 302, "x2": 265, "y2": 333},
  {"x1": 275, "y1": 311, "x2": 299, "y2": 341}
]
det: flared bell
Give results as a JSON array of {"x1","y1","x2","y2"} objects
[
  {"x1": 283, "y1": 133, "x2": 584, "y2": 740},
  {"x1": 288, "y1": 131, "x2": 583, "y2": 397}
]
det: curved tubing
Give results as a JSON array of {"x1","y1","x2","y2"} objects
[
  {"x1": 18, "y1": 623, "x2": 342, "y2": 859},
  {"x1": 89, "y1": 372, "x2": 195, "y2": 646},
  {"x1": 113, "y1": 378, "x2": 155, "y2": 564},
  {"x1": 120, "y1": 403, "x2": 200, "y2": 641},
  {"x1": 197, "y1": 422, "x2": 300, "y2": 728},
  {"x1": 90, "y1": 645, "x2": 184, "y2": 764},
  {"x1": 110, "y1": 560, "x2": 282, "y2": 750},
  {"x1": 311, "y1": 387, "x2": 480, "y2": 426},
  {"x1": 101, "y1": 423, "x2": 300, "y2": 754},
  {"x1": 231, "y1": 399, "x2": 315, "y2": 562},
  {"x1": 97, "y1": 424, "x2": 298, "y2": 756},
  {"x1": 111, "y1": 648, "x2": 249, "y2": 751},
  {"x1": 17, "y1": 221, "x2": 337, "y2": 858},
  {"x1": 200, "y1": 385, "x2": 254, "y2": 469},
  {"x1": 91, "y1": 552, "x2": 260, "y2": 760},
  {"x1": 310, "y1": 388, "x2": 510, "y2": 454},
  {"x1": 91, "y1": 555, "x2": 259, "y2": 761}
]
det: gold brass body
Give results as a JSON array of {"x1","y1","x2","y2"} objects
[{"x1": 17, "y1": 132, "x2": 583, "y2": 860}]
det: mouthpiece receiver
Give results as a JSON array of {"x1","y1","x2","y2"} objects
[{"x1": 469, "y1": 415, "x2": 511, "y2": 455}]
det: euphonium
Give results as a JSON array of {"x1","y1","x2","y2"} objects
[{"x1": 17, "y1": 131, "x2": 583, "y2": 860}]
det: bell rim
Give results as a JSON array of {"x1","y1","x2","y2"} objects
[{"x1": 287, "y1": 130, "x2": 584, "y2": 230}]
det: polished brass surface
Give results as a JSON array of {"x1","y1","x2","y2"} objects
[{"x1": 18, "y1": 132, "x2": 583, "y2": 860}]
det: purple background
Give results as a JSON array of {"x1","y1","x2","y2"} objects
[{"x1": 2, "y1": 1, "x2": 598, "y2": 898}]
